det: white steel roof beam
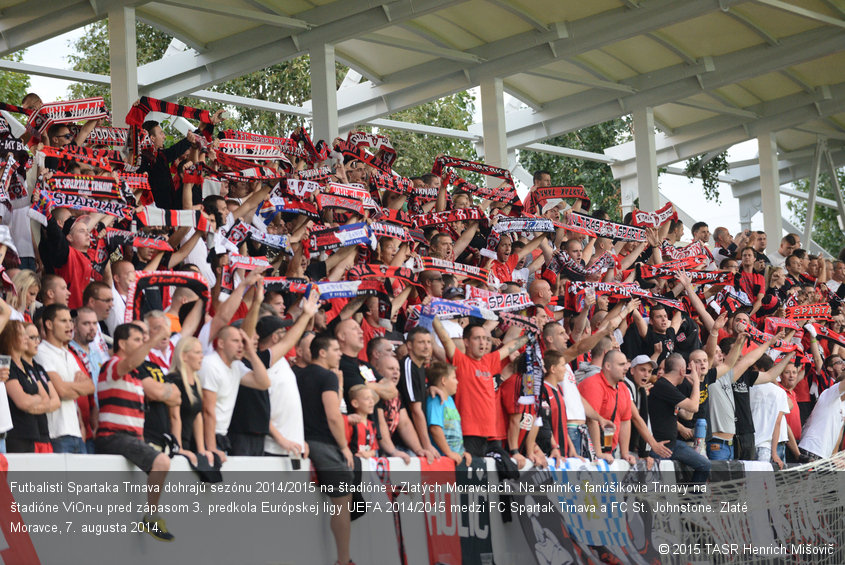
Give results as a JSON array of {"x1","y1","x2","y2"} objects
[
  {"x1": 606, "y1": 84, "x2": 845, "y2": 179},
  {"x1": 505, "y1": 26, "x2": 845, "y2": 149},
  {"x1": 152, "y1": 0, "x2": 310, "y2": 30},
  {"x1": 357, "y1": 33, "x2": 484, "y2": 64},
  {"x1": 334, "y1": 0, "x2": 743, "y2": 126},
  {"x1": 486, "y1": 0, "x2": 549, "y2": 32},
  {"x1": 754, "y1": 0, "x2": 845, "y2": 29},
  {"x1": 139, "y1": 0, "x2": 468, "y2": 99},
  {"x1": 0, "y1": 0, "x2": 139, "y2": 57}
]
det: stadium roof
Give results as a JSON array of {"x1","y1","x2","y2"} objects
[{"x1": 2, "y1": 0, "x2": 845, "y2": 252}]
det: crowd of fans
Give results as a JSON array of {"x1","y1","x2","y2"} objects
[{"x1": 1, "y1": 91, "x2": 844, "y2": 561}]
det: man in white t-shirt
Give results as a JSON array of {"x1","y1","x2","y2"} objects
[
  {"x1": 35, "y1": 304, "x2": 94, "y2": 453},
  {"x1": 827, "y1": 260, "x2": 844, "y2": 294},
  {"x1": 106, "y1": 260, "x2": 135, "y2": 335},
  {"x1": 259, "y1": 292, "x2": 319, "y2": 457},
  {"x1": 541, "y1": 314, "x2": 632, "y2": 457},
  {"x1": 798, "y1": 370, "x2": 845, "y2": 461},
  {"x1": 201, "y1": 326, "x2": 270, "y2": 455},
  {"x1": 750, "y1": 381, "x2": 790, "y2": 466}
]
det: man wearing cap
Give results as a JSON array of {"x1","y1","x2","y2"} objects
[
  {"x1": 623, "y1": 355, "x2": 673, "y2": 459},
  {"x1": 647, "y1": 353, "x2": 710, "y2": 483}
]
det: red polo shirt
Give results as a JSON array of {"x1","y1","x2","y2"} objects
[{"x1": 577, "y1": 371, "x2": 632, "y2": 449}]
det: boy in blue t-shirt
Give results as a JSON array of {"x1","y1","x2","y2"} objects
[{"x1": 425, "y1": 362, "x2": 471, "y2": 466}]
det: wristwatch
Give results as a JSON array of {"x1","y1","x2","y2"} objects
[{"x1": 508, "y1": 448, "x2": 519, "y2": 456}]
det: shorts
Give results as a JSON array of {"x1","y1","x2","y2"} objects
[
  {"x1": 308, "y1": 440, "x2": 355, "y2": 498},
  {"x1": 95, "y1": 433, "x2": 161, "y2": 474}
]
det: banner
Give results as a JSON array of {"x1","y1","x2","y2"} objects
[
  {"x1": 218, "y1": 139, "x2": 290, "y2": 161},
  {"x1": 309, "y1": 223, "x2": 375, "y2": 252},
  {"x1": 465, "y1": 287, "x2": 534, "y2": 312},
  {"x1": 27, "y1": 97, "x2": 108, "y2": 136},
  {"x1": 413, "y1": 207, "x2": 486, "y2": 228},
  {"x1": 786, "y1": 302, "x2": 831, "y2": 321},
  {"x1": 46, "y1": 173, "x2": 120, "y2": 199},
  {"x1": 124, "y1": 271, "x2": 209, "y2": 326},
  {"x1": 421, "y1": 459, "x2": 493, "y2": 565},
  {"x1": 631, "y1": 202, "x2": 677, "y2": 227},
  {"x1": 567, "y1": 213, "x2": 646, "y2": 242}
]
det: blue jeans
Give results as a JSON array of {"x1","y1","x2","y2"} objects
[
  {"x1": 18, "y1": 257, "x2": 36, "y2": 271},
  {"x1": 659, "y1": 440, "x2": 711, "y2": 484},
  {"x1": 85, "y1": 439, "x2": 96, "y2": 454},
  {"x1": 777, "y1": 442, "x2": 786, "y2": 461},
  {"x1": 52, "y1": 435, "x2": 85, "y2": 454},
  {"x1": 568, "y1": 426, "x2": 587, "y2": 458},
  {"x1": 0, "y1": 438, "x2": 6, "y2": 454},
  {"x1": 707, "y1": 438, "x2": 734, "y2": 461}
]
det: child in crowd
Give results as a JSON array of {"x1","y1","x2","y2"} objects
[
  {"x1": 425, "y1": 362, "x2": 471, "y2": 466},
  {"x1": 344, "y1": 385, "x2": 378, "y2": 459}
]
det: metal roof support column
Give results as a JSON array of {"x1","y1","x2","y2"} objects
[
  {"x1": 822, "y1": 144, "x2": 845, "y2": 222},
  {"x1": 632, "y1": 107, "x2": 659, "y2": 213},
  {"x1": 802, "y1": 138, "x2": 825, "y2": 248},
  {"x1": 758, "y1": 132, "x2": 783, "y2": 251},
  {"x1": 108, "y1": 6, "x2": 137, "y2": 128},
  {"x1": 738, "y1": 196, "x2": 759, "y2": 232},
  {"x1": 310, "y1": 43, "x2": 338, "y2": 143},
  {"x1": 480, "y1": 77, "x2": 507, "y2": 186}
]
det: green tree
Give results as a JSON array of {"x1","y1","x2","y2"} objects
[
  {"x1": 786, "y1": 172, "x2": 845, "y2": 256},
  {"x1": 1, "y1": 51, "x2": 31, "y2": 106},
  {"x1": 68, "y1": 21, "x2": 171, "y2": 107},
  {"x1": 518, "y1": 119, "x2": 628, "y2": 220},
  {"x1": 67, "y1": 20, "x2": 475, "y2": 167},
  {"x1": 369, "y1": 92, "x2": 477, "y2": 177}
]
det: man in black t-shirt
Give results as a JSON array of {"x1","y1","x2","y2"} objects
[
  {"x1": 732, "y1": 352, "x2": 795, "y2": 460},
  {"x1": 335, "y1": 319, "x2": 395, "y2": 408},
  {"x1": 648, "y1": 354, "x2": 710, "y2": 483},
  {"x1": 133, "y1": 321, "x2": 181, "y2": 450},
  {"x1": 296, "y1": 335, "x2": 356, "y2": 565},
  {"x1": 397, "y1": 326, "x2": 439, "y2": 461},
  {"x1": 627, "y1": 304, "x2": 682, "y2": 365}
]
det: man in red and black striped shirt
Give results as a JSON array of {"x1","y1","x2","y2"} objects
[{"x1": 95, "y1": 322, "x2": 178, "y2": 542}]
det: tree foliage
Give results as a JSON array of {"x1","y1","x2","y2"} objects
[
  {"x1": 786, "y1": 172, "x2": 845, "y2": 257},
  {"x1": 67, "y1": 20, "x2": 476, "y2": 170},
  {"x1": 372, "y1": 92, "x2": 477, "y2": 177},
  {"x1": 518, "y1": 119, "x2": 628, "y2": 221},
  {"x1": 68, "y1": 21, "x2": 171, "y2": 107},
  {"x1": 685, "y1": 151, "x2": 730, "y2": 203},
  {"x1": 0, "y1": 51, "x2": 31, "y2": 106}
]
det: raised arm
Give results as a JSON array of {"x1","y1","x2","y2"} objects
[
  {"x1": 756, "y1": 351, "x2": 796, "y2": 385},
  {"x1": 267, "y1": 292, "x2": 319, "y2": 366},
  {"x1": 677, "y1": 271, "x2": 715, "y2": 331},
  {"x1": 432, "y1": 316, "x2": 456, "y2": 360}
]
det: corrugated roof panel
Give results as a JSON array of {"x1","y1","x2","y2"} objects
[
  {"x1": 657, "y1": 12, "x2": 765, "y2": 58},
  {"x1": 788, "y1": 52, "x2": 845, "y2": 87},
  {"x1": 601, "y1": 35, "x2": 685, "y2": 74},
  {"x1": 505, "y1": 73, "x2": 589, "y2": 104},
  {"x1": 426, "y1": 0, "x2": 534, "y2": 43},
  {"x1": 338, "y1": 39, "x2": 436, "y2": 76},
  {"x1": 735, "y1": 72, "x2": 804, "y2": 102},
  {"x1": 710, "y1": 84, "x2": 763, "y2": 108},
  {"x1": 574, "y1": 51, "x2": 638, "y2": 82},
  {"x1": 654, "y1": 103, "x2": 718, "y2": 129},
  {"x1": 727, "y1": 1, "x2": 830, "y2": 39}
]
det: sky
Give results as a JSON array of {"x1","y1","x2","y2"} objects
[{"x1": 15, "y1": 27, "x2": 792, "y2": 239}]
